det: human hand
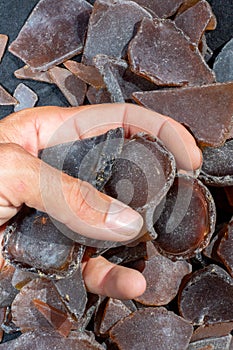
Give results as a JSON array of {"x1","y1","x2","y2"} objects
[{"x1": 0, "y1": 103, "x2": 201, "y2": 299}]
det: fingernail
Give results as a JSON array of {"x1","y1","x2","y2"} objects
[{"x1": 105, "y1": 201, "x2": 143, "y2": 237}]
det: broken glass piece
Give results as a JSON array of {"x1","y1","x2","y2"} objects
[
  {"x1": 153, "y1": 175, "x2": 216, "y2": 259},
  {"x1": 13, "y1": 83, "x2": 38, "y2": 112},
  {"x1": 9, "y1": 0, "x2": 92, "y2": 71},
  {"x1": 134, "y1": 254, "x2": 191, "y2": 306},
  {"x1": 199, "y1": 139, "x2": 233, "y2": 186},
  {"x1": 175, "y1": 0, "x2": 216, "y2": 46},
  {"x1": 3, "y1": 207, "x2": 83, "y2": 278},
  {"x1": 33, "y1": 299, "x2": 73, "y2": 337},
  {"x1": 217, "y1": 219, "x2": 233, "y2": 277},
  {"x1": 54, "y1": 265, "x2": 87, "y2": 320},
  {"x1": 133, "y1": 82, "x2": 233, "y2": 147},
  {"x1": 64, "y1": 60, "x2": 105, "y2": 88},
  {"x1": 82, "y1": 0, "x2": 152, "y2": 65},
  {"x1": 11, "y1": 278, "x2": 67, "y2": 332},
  {"x1": 49, "y1": 67, "x2": 87, "y2": 106},
  {"x1": 128, "y1": 18, "x2": 215, "y2": 87},
  {"x1": 132, "y1": 0, "x2": 184, "y2": 17},
  {"x1": 191, "y1": 322, "x2": 233, "y2": 342},
  {"x1": 102, "y1": 242, "x2": 147, "y2": 265},
  {"x1": 179, "y1": 264, "x2": 233, "y2": 325},
  {"x1": 105, "y1": 133, "x2": 176, "y2": 240},
  {"x1": 0, "y1": 265, "x2": 18, "y2": 308},
  {"x1": 187, "y1": 335, "x2": 232, "y2": 350},
  {"x1": 11, "y1": 269, "x2": 37, "y2": 290},
  {"x1": 86, "y1": 86, "x2": 112, "y2": 104},
  {"x1": 14, "y1": 65, "x2": 53, "y2": 83},
  {"x1": 0, "y1": 85, "x2": 17, "y2": 105},
  {"x1": 0, "y1": 34, "x2": 8, "y2": 62},
  {"x1": 213, "y1": 38, "x2": 233, "y2": 83},
  {"x1": 110, "y1": 307, "x2": 193, "y2": 350}
]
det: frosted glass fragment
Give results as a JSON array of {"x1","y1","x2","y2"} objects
[
  {"x1": 82, "y1": 0, "x2": 152, "y2": 65},
  {"x1": 49, "y1": 67, "x2": 87, "y2": 106},
  {"x1": 110, "y1": 307, "x2": 193, "y2": 350},
  {"x1": 133, "y1": 0, "x2": 184, "y2": 17},
  {"x1": 0, "y1": 85, "x2": 17, "y2": 105},
  {"x1": 175, "y1": 0, "x2": 216, "y2": 45},
  {"x1": 187, "y1": 335, "x2": 232, "y2": 350},
  {"x1": 14, "y1": 65, "x2": 53, "y2": 83},
  {"x1": 179, "y1": 265, "x2": 233, "y2": 325},
  {"x1": 9, "y1": 0, "x2": 92, "y2": 71},
  {"x1": 13, "y1": 83, "x2": 38, "y2": 112},
  {"x1": 213, "y1": 38, "x2": 233, "y2": 83},
  {"x1": 217, "y1": 219, "x2": 233, "y2": 277},
  {"x1": 133, "y1": 82, "x2": 233, "y2": 147},
  {"x1": 128, "y1": 18, "x2": 215, "y2": 87},
  {"x1": 64, "y1": 60, "x2": 105, "y2": 88},
  {"x1": 0, "y1": 265, "x2": 18, "y2": 308},
  {"x1": 0, "y1": 34, "x2": 8, "y2": 62},
  {"x1": 134, "y1": 254, "x2": 191, "y2": 305}
]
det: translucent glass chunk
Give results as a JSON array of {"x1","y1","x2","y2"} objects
[
  {"x1": 213, "y1": 38, "x2": 233, "y2": 83},
  {"x1": 13, "y1": 83, "x2": 38, "y2": 112},
  {"x1": 0, "y1": 34, "x2": 8, "y2": 62},
  {"x1": 14, "y1": 65, "x2": 53, "y2": 83},
  {"x1": 0, "y1": 85, "x2": 17, "y2": 105}
]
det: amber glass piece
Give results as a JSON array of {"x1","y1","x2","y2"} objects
[
  {"x1": 217, "y1": 219, "x2": 233, "y2": 277},
  {"x1": 110, "y1": 307, "x2": 193, "y2": 350},
  {"x1": 133, "y1": 0, "x2": 184, "y2": 17},
  {"x1": 49, "y1": 67, "x2": 87, "y2": 106},
  {"x1": 33, "y1": 299, "x2": 73, "y2": 337},
  {"x1": 179, "y1": 264, "x2": 233, "y2": 325},
  {"x1": 105, "y1": 133, "x2": 176, "y2": 239},
  {"x1": 0, "y1": 85, "x2": 17, "y2": 105},
  {"x1": 133, "y1": 82, "x2": 233, "y2": 147},
  {"x1": 9, "y1": 0, "x2": 92, "y2": 71},
  {"x1": 13, "y1": 83, "x2": 38, "y2": 112},
  {"x1": 187, "y1": 335, "x2": 232, "y2": 350},
  {"x1": 0, "y1": 34, "x2": 8, "y2": 62},
  {"x1": 102, "y1": 242, "x2": 147, "y2": 265},
  {"x1": 14, "y1": 65, "x2": 53, "y2": 83},
  {"x1": 191, "y1": 322, "x2": 233, "y2": 342},
  {"x1": 200, "y1": 139, "x2": 233, "y2": 186},
  {"x1": 11, "y1": 278, "x2": 67, "y2": 332},
  {"x1": 134, "y1": 254, "x2": 191, "y2": 306},
  {"x1": 86, "y1": 86, "x2": 111, "y2": 104},
  {"x1": 153, "y1": 175, "x2": 216, "y2": 259},
  {"x1": 0, "y1": 265, "x2": 17, "y2": 308},
  {"x1": 175, "y1": 0, "x2": 216, "y2": 45},
  {"x1": 64, "y1": 60, "x2": 105, "y2": 88},
  {"x1": 128, "y1": 18, "x2": 215, "y2": 87},
  {"x1": 82, "y1": 0, "x2": 152, "y2": 65},
  {"x1": 11, "y1": 269, "x2": 37, "y2": 290}
]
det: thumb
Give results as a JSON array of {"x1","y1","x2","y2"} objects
[{"x1": 0, "y1": 143, "x2": 143, "y2": 242}]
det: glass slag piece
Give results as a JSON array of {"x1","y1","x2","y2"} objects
[
  {"x1": 153, "y1": 175, "x2": 216, "y2": 259},
  {"x1": 199, "y1": 139, "x2": 233, "y2": 186},
  {"x1": 128, "y1": 18, "x2": 215, "y2": 87},
  {"x1": 133, "y1": 0, "x2": 184, "y2": 18},
  {"x1": 133, "y1": 82, "x2": 233, "y2": 147},
  {"x1": 49, "y1": 67, "x2": 87, "y2": 106},
  {"x1": 9, "y1": 0, "x2": 92, "y2": 72},
  {"x1": 217, "y1": 219, "x2": 233, "y2": 277},
  {"x1": 2, "y1": 207, "x2": 83, "y2": 279},
  {"x1": 13, "y1": 83, "x2": 38, "y2": 112},
  {"x1": 134, "y1": 253, "x2": 191, "y2": 306},
  {"x1": 110, "y1": 307, "x2": 193, "y2": 350},
  {"x1": 0, "y1": 34, "x2": 8, "y2": 62},
  {"x1": 82, "y1": 0, "x2": 152, "y2": 65},
  {"x1": 174, "y1": 0, "x2": 217, "y2": 46},
  {"x1": 64, "y1": 60, "x2": 105, "y2": 88},
  {"x1": 14, "y1": 65, "x2": 53, "y2": 83},
  {"x1": 187, "y1": 335, "x2": 232, "y2": 350},
  {"x1": 0, "y1": 85, "x2": 17, "y2": 105},
  {"x1": 178, "y1": 264, "x2": 233, "y2": 325},
  {"x1": 104, "y1": 133, "x2": 176, "y2": 240},
  {"x1": 0, "y1": 265, "x2": 18, "y2": 308},
  {"x1": 213, "y1": 38, "x2": 233, "y2": 83}
]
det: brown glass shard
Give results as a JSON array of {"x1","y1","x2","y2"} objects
[
  {"x1": 128, "y1": 18, "x2": 215, "y2": 87},
  {"x1": 187, "y1": 335, "x2": 232, "y2": 350},
  {"x1": 133, "y1": 0, "x2": 185, "y2": 17},
  {"x1": 199, "y1": 139, "x2": 233, "y2": 186},
  {"x1": 0, "y1": 85, "x2": 17, "y2": 105},
  {"x1": 153, "y1": 175, "x2": 216, "y2": 259},
  {"x1": 0, "y1": 265, "x2": 18, "y2": 308},
  {"x1": 179, "y1": 264, "x2": 233, "y2": 325},
  {"x1": 49, "y1": 67, "x2": 87, "y2": 106},
  {"x1": 0, "y1": 34, "x2": 8, "y2": 62},
  {"x1": 14, "y1": 65, "x2": 53, "y2": 83},
  {"x1": 33, "y1": 299, "x2": 73, "y2": 337},
  {"x1": 13, "y1": 83, "x2": 38, "y2": 112},
  {"x1": 217, "y1": 219, "x2": 233, "y2": 277},
  {"x1": 175, "y1": 0, "x2": 216, "y2": 45},
  {"x1": 82, "y1": 0, "x2": 152, "y2": 65},
  {"x1": 11, "y1": 268, "x2": 37, "y2": 290},
  {"x1": 133, "y1": 82, "x2": 233, "y2": 147},
  {"x1": 110, "y1": 307, "x2": 193, "y2": 350},
  {"x1": 9, "y1": 0, "x2": 92, "y2": 71},
  {"x1": 105, "y1": 133, "x2": 176, "y2": 240},
  {"x1": 191, "y1": 322, "x2": 233, "y2": 342},
  {"x1": 64, "y1": 60, "x2": 105, "y2": 88},
  {"x1": 134, "y1": 254, "x2": 191, "y2": 306},
  {"x1": 86, "y1": 86, "x2": 111, "y2": 104}
]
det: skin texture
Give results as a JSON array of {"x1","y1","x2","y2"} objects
[{"x1": 0, "y1": 103, "x2": 202, "y2": 299}]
